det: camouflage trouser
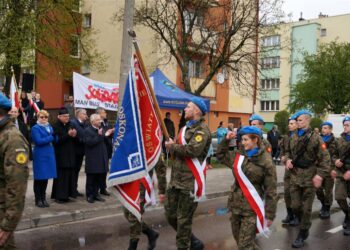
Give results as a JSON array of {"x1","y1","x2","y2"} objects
[
  {"x1": 123, "y1": 207, "x2": 150, "y2": 240},
  {"x1": 155, "y1": 158, "x2": 167, "y2": 195},
  {"x1": 0, "y1": 234, "x2": 15, "y2": 250},
  {"x1": 164, "y1": 188, "x2": 198, "y2": 249},
  {"x1": 316, "y1": 176, "x2": 334, "y2": 207},
  {"x1": 334, "y1": 178, "x2": 350, "y2": 217},
  {"x1": 290, "y1": 184, "x2": 316, "y2": 230},
  {"x1": 284, "y1": 170, "x2": 292, "y2": 208},
  {"x1": 230, "y1": 213, "x2": 259, "y2": 250}
]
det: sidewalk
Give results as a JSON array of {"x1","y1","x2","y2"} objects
[{"x1": 17, "y1": 163, "x2": 285, "y2": 231}]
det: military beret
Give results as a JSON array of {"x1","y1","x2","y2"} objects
[
  {"x1": 343, "y1": 116, "x2": 350, "y2": 124},
  {"x1": 294, "y1": 109, "x2": 312, "y2": 119},
  {"x1": 321, "y1": 121, "x2": 333, "y2": 128},
  {"x1": 289, "y1": 113, "x2": 298, "y2": 121},
  {"x1": 190, "y1": 97, "x2": 207, "y2": 115},
  {"x1": 0, "y1": 93, "x2": 12, "y2": 111},
  {"x1": 58, "y1": 107, "x2": 69, "y2": 115},
  {"x1": 238, "y1": 126, "x2": 262, "y2": 137},
  {"x1": 249, "y1": 114, "x2": 265, "y2": 125}
]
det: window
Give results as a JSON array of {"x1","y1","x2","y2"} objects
[
  {"x1": 70, "y1": 35, "x2": 80, "y2": 58},
  {"x1": 183, "y1": 10, "x2": 204, "y2": 32},
  {"x1": 260, "y1": 78, "x2": 280, "y2": 89},
  {"x1": 260, "y1": 100, "x2": 280, "y2": 111},
  {"x1": 261, "y1": 35, "x2": 280, "y2": 47},
  {"x1": 72, "y1": 0, "x2": 80, "y2": 12},
  {"x1": 83, "y1": 14, "x2": 91, "y2": 28},
  {"x1": 188, "y1": 60, "x2": 203, "y2": 78},
  {"x1": 320, "y1": 28, "x2": 327, "y2": 37},
  {"x1": 81, "y1": 62, "x2": 90, "y2": 75},
  {"x1": 261, "y1": 57, "x2": 280, "y2": 69}
]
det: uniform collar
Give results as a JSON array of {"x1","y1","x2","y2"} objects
[
  {"x1": 0, "y1": 115, "x2": 11, "y2": 130},
  {"x1": 186, "y1": 119, "x2": 201, "y2": 128}
]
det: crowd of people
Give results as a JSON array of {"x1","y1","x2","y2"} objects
[{"x1": 2, "y1": 89, "x2": 350, "y2": 249}]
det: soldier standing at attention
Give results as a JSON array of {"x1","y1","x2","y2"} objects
[
  {"x1": 316, "y1": 121, "x2": 336, "y2": 219},
  {"x1": 0, "y1": 93, "x2": 29, "y2": 249},
  {"x1": 280, "y1": 115, "x2": 299, "y2": 226},
  {"x1": 164, "y1": 97, "x2": 211, "y2": 250},
  {"x1": 216, "y1": 126, "x2": 277, "y2": 250},
  {"x1": 285, "y1": 110, "x2": 330, "y2": 248},
  {"x1": 332, "y1": 116, "x2": 350, "y2": 235}
]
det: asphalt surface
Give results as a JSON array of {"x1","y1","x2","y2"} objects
[{"x1": 15, "y1": 196, "x2": 350, "y2": 250}]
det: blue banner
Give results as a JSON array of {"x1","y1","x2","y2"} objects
[{"x1": 108, "y1": 69, "x2": 147, "y2": 186}]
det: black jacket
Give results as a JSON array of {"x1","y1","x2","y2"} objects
[
  {"x1": 84, "y1": 125, "x2": 109, "y2": 174},
  {"x1": 101, "y1": 119, "x2": 113, "y2": 159},
  {"x1": 164, "y1": 118, "x2": 175, "y2": 139},
  {"x1": 53, "y1": 120, "x2": 76, "y2": 168},
  {"x1": 70, "y1": 118, "x2": 87, "y2": 156}
]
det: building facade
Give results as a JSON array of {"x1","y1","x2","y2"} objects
[{"x1": 258, "y1": 13, "x2": 350, "y2": 129}]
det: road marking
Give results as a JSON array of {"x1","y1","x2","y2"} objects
[{"x1": 326, "y1": 225, "x2": 343, "y2": 234}]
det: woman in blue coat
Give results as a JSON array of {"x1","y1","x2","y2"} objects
[{"x1": 31, "y1": 110, "x2": 57, "y2": 208}]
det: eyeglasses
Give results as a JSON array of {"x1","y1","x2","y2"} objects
[{"x1": 39, "y1": 116, "x2": 48, "y2": 119}]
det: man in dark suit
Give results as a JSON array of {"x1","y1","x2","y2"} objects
[
  {"x1": 28, "y1": 93, "x2": 45, "y2": 127},
  {"x1": 95, "y1": 107, "x2": 114, "y2": 196},
  {"x1": 70, "y1": 108, "x2": 88, "y2": 197},
  {"x1": 84, "y1": 114, "x2": 110, "y2": 203}
]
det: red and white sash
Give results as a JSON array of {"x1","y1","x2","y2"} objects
[
  {"x1": 140, "y1": 173, "x2": 156, "y2": 206},
  {"x1": 179, "y1": 126, "x2": 207, "y2": 201},
  {"x1": 233, "y1": 153, "x2": 269, "y2": 238},
  {"x1": 29, "y1": 99, "x2": 40, "y2": 113}
]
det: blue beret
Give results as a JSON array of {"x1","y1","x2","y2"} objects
[
  {"x1": 249, "y1": 114, "x2": 264, "y2": 124},
  {"x1": 190, "y1": 97, "x2": 207, "y2": 115},
  {"x1": 294, "y1": 109, "x2": 312, "y2": 119},
  {"x1": 343, "y1": 116, "x2": 350, "y2": 124},
  {"x1": 289, "y1": 113, "x2": 298, "y2": 121},
  {"x1": 321, "y1": 121, "x2": 333, "y2": 128},
  {"x1": 0, "y1": 93, "x2": 11, "y2": 111},
  {"x1": 238, "y1": 126, "x2": 262, "y2": 137}
]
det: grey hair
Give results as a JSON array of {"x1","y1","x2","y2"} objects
[
  {"x1": 75, "y1": 108, "x2": 86, "y2": 116},
  {"x1": 95, "y1": 107, "x2": 105, "y2": 114},
  {"x1": 90, "y1": 114, "x2": 100, "y2": 123}
]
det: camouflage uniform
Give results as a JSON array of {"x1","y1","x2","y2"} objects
[
  {"x1": 0, "y1": 116, "x2": 29, "y2": 249},
  {"x1": 285, "y1": 129, "x2": 330, "y2": 231},
  {"x1": 280, "y1": 134, "x2": 292, "y2": 209},
  {"x1": 155, "y1": 157, "x2": 167, "y2": 195},
  {"x1": 217, "y1": 139, "x2": 277, "y2": 250},
  {"x1": 333, "y1": 133, "x2": 350, "y2": 223},
  {"x1": 164, "y1": 119, "x2": 211, "y2": 250},
  {"x1": 316, "y1": 133, "x2": 336, "y2": 209}
]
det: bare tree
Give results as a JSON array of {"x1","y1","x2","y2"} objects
[{"x1": 117, "y1": 0, "x2": 283, "y2": 96}]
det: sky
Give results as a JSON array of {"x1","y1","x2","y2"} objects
[{"x1": 282, "y1": 0, "x2": 350, "y2": 21}]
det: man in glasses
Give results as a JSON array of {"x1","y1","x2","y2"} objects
[{"x1": 285, "y1": 110, "x2": 330, "y2": 248}]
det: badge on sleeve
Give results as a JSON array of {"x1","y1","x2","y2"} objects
[
  {"x1": 16, "y1": 152, "x2": 28, "y2": 164},
  {"x1": 195, "y1": 135, "x2": 203, "y2": 142}
]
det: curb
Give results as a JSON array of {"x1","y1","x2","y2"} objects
[{"x1": 16, "y1": 182, "x2": 285, "y2": 231}]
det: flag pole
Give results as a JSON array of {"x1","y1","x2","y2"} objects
[{"x1": 128, "y1": 30, "x2": 170, "y2": 140}]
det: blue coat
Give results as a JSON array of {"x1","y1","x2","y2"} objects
[{"x1": 31, "y1": 124, "x2": 57, "y2": 180}]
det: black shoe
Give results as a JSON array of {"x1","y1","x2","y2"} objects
[
  {"x1": 190, "y1": 234, "x2": 204, "y2": 250},
  {"x1": 142, "y1": 227, "x2": 159, "y2": 250},
  {"x1": 35, "y1": 199, "x2": 45, "y2": 208},
  {"x1": 94, "y1": 195, "x2": 105, "y2": 202},
  {"x1": 344, "y1": 219, "x2": 350, "y2": 236},
  {"x1": 87, "y1": 197, "x2": 95, "y2": 203},
  {"x1": 320, "y1": 206, "x2": 330, "y2": 219},
  {"x1": 55, "y1": 198, "x2": 70, "y2": 204},
  {"x1": 128, "y1": 239, "x2": 139, "y2": 250},
  {"x1": 100, "y1": 189, "x2": 110, "y2": 196},
  {"x1": 292, "y1": 229, "x2": 309, "y2": 248},
  {"x1": 343, "y1": 214, "x2": 349, "y2": 229},
  {"x1": 289, "y1": 216, "x2": 300, "y2": 227},
  {"x1": 282, "y1": 208, "x2": 293, "y2": 224},
  {"x1": 42, "y1": 199, "x2": 50, "y2": 207}
]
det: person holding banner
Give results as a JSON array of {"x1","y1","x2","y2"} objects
[
  {"x1": 164, "y1": 97, "x2": 211, "y2": 250},
  {"x1": 216, "y1": 126, "x2": 277, "y2": 250}
]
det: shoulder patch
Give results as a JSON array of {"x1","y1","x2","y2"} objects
[
  {"x1": 196, "y1": 131, "x2": 205, "y2": 135},
  {"x1": 195, "y1": 135, "x2": 203, "y2": 142},
  {"x1": 16, "y1": 152, "x2": 28, "y2": 165},
  {"x1": 15, "y1": 148, "x2": 26, "y2": 153}
]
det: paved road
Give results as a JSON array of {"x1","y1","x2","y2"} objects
[{"x1": 15, "y1": 196, "x2": 350, "y2": 250}]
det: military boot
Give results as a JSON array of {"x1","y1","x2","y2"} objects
[
  {"x1": 282, "y1": 208, "x2": 293, "y2": 224},
  {"x1": 190, "y1": 234, "x2": 204, "y2": 250},
  {"x1": 344, "y1": 214, "x2": 349, "y2": 229},
  {"x1": 320, "y1": 205, "x2": 330, "y2": 219},
  {"x1": 142, "y1": 227, "x2": 159, "y2": 250},
  {"x1": 344, "y1": 218, "x2": 350, "y2": 236},
  {"x1": 128, "y1": 239, "x2": 139, "y2": 250},
  {"x1": 292, "y1": 229, "x2": 309, "y2": 248},
  {"x1": 289, "y1": 215, "x2": 300, "y2": 226}
]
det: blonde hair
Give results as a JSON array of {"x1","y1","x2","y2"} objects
[{"x1": 37, "y1": 109, "x2": 49, "y2": 117}]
